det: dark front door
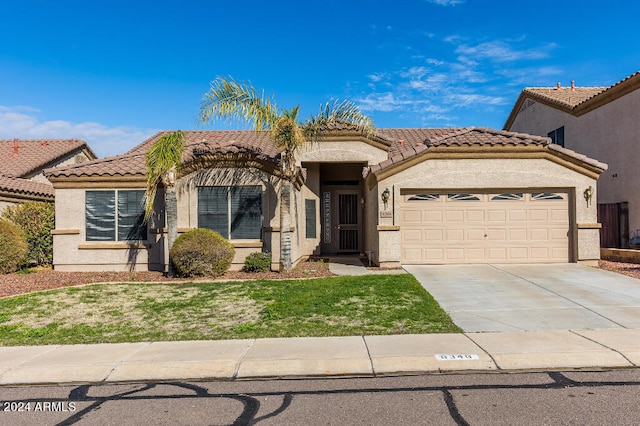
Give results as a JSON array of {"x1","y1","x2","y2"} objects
[
  {"x1": 337, "y1": 191, "x2": 360, "y2": 252},
  {"x1": 321, "y1": 189, "x2": 362, "y2": 254}
]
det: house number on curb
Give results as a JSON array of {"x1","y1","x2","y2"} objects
[
  {"x1": 435, "y1": 354, "x2": 479, "y2": 361},
  {"x1": 323, "y1": 192, "x2": 331, "y2": 243}
]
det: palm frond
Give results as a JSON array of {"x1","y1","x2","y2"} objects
[
  {"x1": 199, "y1": 77, "x2": 279, "y2": 131},
  {"x1": 144, "y1": 131, "x2": 186, "y2": 219},
  {"x1": 271, "y1": 112, "x2": 306, "y2": 176},
  {"x1": 304, "y1": 99, "x2": 375, "y2": 141}
]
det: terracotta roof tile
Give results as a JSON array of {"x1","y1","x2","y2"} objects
[
  {"x1": 47, "y1": 130, "x2": 283, "y2": 179},
  {"x1": 427, "y1": 127, "x2": 550, "y2": 147},
  {"x1": 522, "y1": 87, "x2": 607, "y2": 109},
  {"x1": 521, "y1": 71, "x2": 640, "y2": 111},
  {"x1": 46, "y1": 153, "x2": 147, "y2": 179},
  {"x1": 0, "y1": 139, "x2": 94, "y2": 178},
  {"x1": 47, "y1": 128, "x2": 603, "y2": 181},
  {"x1": 0, "y1": 173, "x2": 55, "y2": 198},
  {"x1": 504, "y1": 71, "x2": 640, "y2": 129},
  {"x1": 548, "y1": 144, "x2": 608, "y2": 170},
  {"x1": 365, "y1": 127, "x2": 597, "y2": 176}
]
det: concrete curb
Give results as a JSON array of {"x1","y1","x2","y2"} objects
[{"x1": 1, "y1": 329, "x2": 639, "y2": 386}]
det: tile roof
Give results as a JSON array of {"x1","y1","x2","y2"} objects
[
  {"x1": 48, "y1": 130, "x2": 282, "y2": 179},
  {"x1": 504, "y1": 71, "x2": 640, "y2": 128},
  {"x1": 367, "y1": 127, "x2": 554, "y2": 175},
  {"x1": 47, "y1": 127, "x2": 605, "y2": 181},
  {"x1": 0, "y1": 139, "x2": 94, "y2": 178},
  {"x1": 46, "y1": 153, "x2": 148, "y2": 179},
  {"x1": 0, "y1": 173, "x2": 55, "y2": 199},
  {"x1": 521, "y1": 86, "x2": 607, "y2": 109}
]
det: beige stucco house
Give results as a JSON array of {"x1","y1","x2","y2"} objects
[
  {"x1": 504, "y1": 71, "x2": 640, "y2": 249},
  {"x1": 0, "y1": 138, "x2": 96, "y2": 212},
  {"x1": 46, "y1": 127, "x2": 606, "y2": 272}
]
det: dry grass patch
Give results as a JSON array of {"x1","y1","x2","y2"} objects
[{"x1": 0, "y1": 274, "x2": 461, "y2": 345}]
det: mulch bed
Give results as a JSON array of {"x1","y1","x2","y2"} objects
[
  {"x1": 0, "y1": 260, "x2": 334, "y2": 299},
  {"x1": 1, "y1": 259, "x2": 638, "y2": 299},
  {"x1": 597, "y1": 260, "x2": 640, "y2": 280}
]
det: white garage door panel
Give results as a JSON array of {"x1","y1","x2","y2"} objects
[{"x1": 400, "y1": 192, "x2": 569, "y2": 264}]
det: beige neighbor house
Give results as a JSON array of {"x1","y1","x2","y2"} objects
[
  {"x1": 504, "y1": 71, "x2": 640, "y2": 250},
  {"x1": 45, "y1": 127, "x2": 606, "y2": 272},
  {"x1": 0, "y1": 138, "x2": 96, "y2": 213}
]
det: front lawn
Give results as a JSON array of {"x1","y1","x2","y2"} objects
[{"x1": 0, "y1": 274, "x2": 461, "y2": 345}]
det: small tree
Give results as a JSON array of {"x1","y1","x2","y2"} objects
[
  {"x1": 2, "y1": 201, "x2": 55, "y2": 266},
  {"x1": 144, "y1": 131, "x2": 186, "y2": 275},
  {"x1": 199, "y1": 77, "x2": 374, "y2": 271},
  {"x1": 0, "y1": 219, "x2": 28, "y2": 273}
]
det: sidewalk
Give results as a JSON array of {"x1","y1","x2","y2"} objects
[
  {"x1": 1, "y1": 329, "x2": 639, "y2": 385},
  {"x1": 2, "y1": 260, "x2": 639, "y2": 386}
]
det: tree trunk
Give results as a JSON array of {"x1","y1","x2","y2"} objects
[
  {"x1": 279, "y1": 180, "x2": 292, "y2": 272},
  {"x1": 165, "y1": 185, "x2": 178, "y2": 276}
]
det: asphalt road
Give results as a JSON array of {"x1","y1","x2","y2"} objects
[{"x1": 2, "y1": 369, "x2": 640, "y2": 425}]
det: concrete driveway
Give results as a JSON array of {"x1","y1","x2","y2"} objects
[{"x1": 404, "y1": 264, "x2": 640, "y2": 332}]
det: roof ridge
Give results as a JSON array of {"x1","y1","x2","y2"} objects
[
  {"x1": 473, "y1": 127, "x2": 551, "y2": 143},
  {"x1": 425, "y1": 126, "x2": 475, "y2": 145}
]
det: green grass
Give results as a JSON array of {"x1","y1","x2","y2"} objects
[{"x1": 0, "y1": 274, "x2": 461, "y2": 346}]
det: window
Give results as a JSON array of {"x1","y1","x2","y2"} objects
[
  {"x1": 491, "y1": 193, "x2": 523, "y2": 201},
  {"x1": 305, "y1": 199, "x2": 316, "y2": 239},
  {"x1": 547, "y1": 126, "x2": 565, "y2": 147},
  {"x1": 408, "y1": 194, "x2": 440, "y2": 201},
  {"x1": 531, "y1": 192, "x2": 564, "y2": 201},
  {"x1": 447, "y1": 194, "x2": 480, "y2": 201},
  {"x1": 198, "y1": 186, "x2": 262, "y2": 239},
  {"x1": 86, "y1": 190, "x2": 146, "y2": 241}
]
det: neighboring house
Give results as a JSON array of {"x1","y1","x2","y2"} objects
[
  {"x1": 504, "y1": 71, "x2": 640, "y2": 249},
  {"x1": 0, "y1": 139, "x2": 97, "y2": 212},
  {"x1": 45, "y1": 127, "x2": 606, "y2": 272}
]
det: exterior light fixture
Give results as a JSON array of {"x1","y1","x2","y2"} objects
[
  {"x1": 583, "y1": 186, "x2": 593, "y2": 207},
  {"x1": 381, "y1": 188, "x2": 390, "y2": 209}
]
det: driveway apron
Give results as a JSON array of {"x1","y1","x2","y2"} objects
[{"x1": 404, "y1": 264, "x2": 640, "y2": 332}]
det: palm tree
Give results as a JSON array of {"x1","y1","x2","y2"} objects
[
  {"x1": 199, "y1": 77, "x2": 374, "y2": 271},
  {"x1": 144, "y1": 130, "x2": 186, "y2": 275}
]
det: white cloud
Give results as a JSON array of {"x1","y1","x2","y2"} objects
[
  {"x1": 356, "y1": 93, "x2": 403, "y2": 112},
  {"x1": 456, "y1": 41, "x2": 556, "y2": 62},
  {"x1": 446, "y1": 93, "x2": 506, "y2": 107},
  {"x1": 0, "y1": 106, "x2": 157, "y2": 158},
  {"x1": 367, "y1": 73, "x2": 387, "y2": 83},
  {"x1": 426, "y1": 0, "x2": 465, "y2": 5}
]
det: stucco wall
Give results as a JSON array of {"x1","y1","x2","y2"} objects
[
  {"x1": 299, "y1": 140, "x2": 387, "y2": 165},
  {"x1": 509, "y1": 91, "x2": 640, "y2": 237},
  {"x1": 175, "y1": 168, "x2": 284, "y2": 271},
  {"x1": 374, "y1": 157, "x2": 600, "y2": 265},
  {"x1": 52, "y1": 188, "x2": 162, "y2": 272}
]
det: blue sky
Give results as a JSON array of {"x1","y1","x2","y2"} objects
[{"x1": 1, "y1": 0, "x2": 638, "y2": 157}]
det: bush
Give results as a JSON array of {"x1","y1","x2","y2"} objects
[
  {"x1": 170, "y1": 228, "x2": 235, "y2": 278},
  {"x1": 2, "y1": 201, "x2": 55, "y2": 266},
  {"x1": 242, "y1": 252, "x2": 272, "y2": 272},
  {"x1": 0, "y1": 219, "x2": 28, "y2": 274}
]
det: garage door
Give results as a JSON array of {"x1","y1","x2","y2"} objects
[{"x1": 400, "y1": 191, "x2": 569, "y2": 264}]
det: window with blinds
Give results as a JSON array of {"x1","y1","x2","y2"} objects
[
  {"x1": 86, "y1": 190, "x2": 146, "y2": 241},
  {"x1": 198, "y1": 186, "x2": 262, "y2": 240}
]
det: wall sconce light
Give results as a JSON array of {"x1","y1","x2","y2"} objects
[
  {"x1": 583, "y1": 186, "x2": 593, "y2": 207},
  {"x1": 381, "y1": 188, "x2": 390, "y2": 209}
]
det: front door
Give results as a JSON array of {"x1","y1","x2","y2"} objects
[{"x1": 323, "y1": 190, "x2": 362, "y2": 254}]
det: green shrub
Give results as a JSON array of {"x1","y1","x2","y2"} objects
[
  {"x1": 170, "y1": 228, "x2": 235, "y2": 278},
  {"x1": 0, "y1": 219, "x2": 28, "y2": 274},
  {"x1": 242, "y1": 252, "x2": 272, "y2": 272},
  {"x1": 2, "y1": 201, "x2": 55, "y2": 266}
]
